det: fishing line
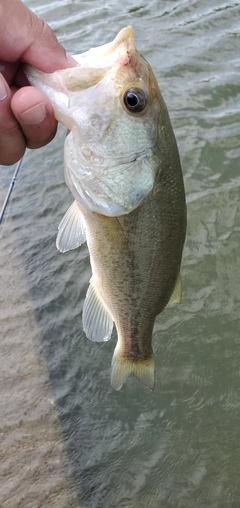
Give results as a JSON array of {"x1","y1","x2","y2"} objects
[{"x1": 0, "y1": 158, "x2": 24, "y2": 225}]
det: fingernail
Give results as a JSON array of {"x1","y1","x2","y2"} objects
[
  {"x1": 18, "y1": 102, "x2": 47, "y2": 125},
  {"x1": 0, "y1": 73, "x2": 8, "y2": 101},
  {"x1": 67, "y1": 53, "x2": 78, "y2": 67}
]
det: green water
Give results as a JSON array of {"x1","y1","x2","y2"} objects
[{"x1": 1, "y1": 1, "x2": 240, "y2": 507}]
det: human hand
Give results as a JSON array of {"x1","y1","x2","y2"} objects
[{"x1": 0, "y1": 0, "x2": 76, "y2": 166}]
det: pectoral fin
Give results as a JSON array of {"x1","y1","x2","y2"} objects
[
  {"x1": 83, "y1": 279, "x2": 113, "y2": 342},
  {"x1": 56, "y1": 200, "x2": 86, "y2": 252},
  {"x1": 168, "y1": 273, "x2": 182, "y2": 304}
]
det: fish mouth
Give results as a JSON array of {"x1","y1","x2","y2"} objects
[
  {"x1": 25, "y1": 26, "x2": 137, "y2": 95},
  {"x1": 73, "y1": 26, "x2": 136, "y2": 69},
  {"x1": 25, "y1": 25, "x2": 147, "y2": 109}
]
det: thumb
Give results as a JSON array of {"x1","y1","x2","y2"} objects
[{"x1": 0, "y1": 0, "x2": 75, "y2": 72}]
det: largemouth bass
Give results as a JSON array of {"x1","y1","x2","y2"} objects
[{"x1": 25, "y1": 27, "x2": 186, "y2": 390}]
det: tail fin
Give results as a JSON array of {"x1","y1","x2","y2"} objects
[{"x1": 111, "y1": 349, "x2": 155, "y2": 391}]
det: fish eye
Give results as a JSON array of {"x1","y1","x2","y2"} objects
[{"x1": 123, "y1": 88, "x2": 147, "y2": 113}]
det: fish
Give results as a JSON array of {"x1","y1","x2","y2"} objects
[{"x1": 25, "y1": 26, "x2": 187, "y2": 391}]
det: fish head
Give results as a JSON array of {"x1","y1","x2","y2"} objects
[{"x1": 25, "y1": 27, "x2": 162, "y2": 216}]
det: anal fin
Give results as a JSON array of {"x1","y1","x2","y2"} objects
[
  {"x1": 83, "y1": 279, "x2": 113, "y2": 342},
  {"x1": 168, "y1": 273, "x2": 182, "y2": 304},
  {"x1": 56, "y1": 200, "x2": 86, "y2": 252}
]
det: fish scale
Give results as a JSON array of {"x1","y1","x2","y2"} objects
[{"x1": 25, "y1": 26, "x2": 186, "y2": 390}]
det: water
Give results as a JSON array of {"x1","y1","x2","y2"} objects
[{"x1": 1, "y1": 1, "x2": 240, "y2": 507}]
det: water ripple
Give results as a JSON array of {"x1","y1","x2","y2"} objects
[{"x1": 2, "y1": 0, "x2": 240, "y2": 506}]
